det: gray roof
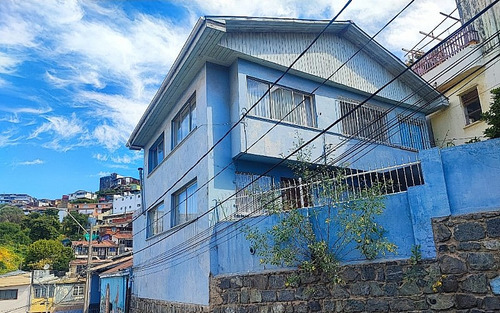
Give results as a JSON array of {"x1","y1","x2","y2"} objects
[{"x1": 127, "y1": 16, "x2": 445, "y2": 149}]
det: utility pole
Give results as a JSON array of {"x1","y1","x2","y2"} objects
[
  {"x1": 83, "y1": 225, "x2": 93, "y2": 313},
  {"x1": 60, "y1": 209, "x2": 93, "y2": 313}
]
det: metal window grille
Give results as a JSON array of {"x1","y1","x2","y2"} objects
[{"x1": 339, "y1": 99, "x2": 389, "y2": 143}]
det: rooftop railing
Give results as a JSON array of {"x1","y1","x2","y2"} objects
[{"x1": 412, "y1": 25, "x2": 480, "y2": 76}]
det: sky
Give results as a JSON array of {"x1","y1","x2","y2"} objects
[{"x1": 0, "y1": 0, "x2": 459, "y2": 200}]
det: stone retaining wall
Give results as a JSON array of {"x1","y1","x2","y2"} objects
[
  {"x1": 209, "y1": 210, "x2": 500, "y2": 312},
  {"x1": 130, "y1": 296, "x2": 209, "y2": 313}
]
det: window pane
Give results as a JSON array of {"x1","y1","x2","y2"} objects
[
  {"x1": 190, "y1": 103, "x2": 197, "y2": 130},
  {"x1": 248, "y1": 79, "x2": 271, "y2": 118}
]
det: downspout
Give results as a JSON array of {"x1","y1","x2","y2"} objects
[{"x1": 138, "y1": 168, "x2": 146, "y2": 215}]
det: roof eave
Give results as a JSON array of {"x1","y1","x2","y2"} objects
[{"x1": 127, "y1": 17, "x2": 212, "y2": 149}]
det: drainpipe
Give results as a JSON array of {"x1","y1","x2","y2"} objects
[{"x1": 138, "y1": 168, "x2": 146, "y2": 215}]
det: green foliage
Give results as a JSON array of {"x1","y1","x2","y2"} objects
[
  {"x1": 482, "y1": 87, "x2": 500, "y2": 139},
  {"x1": 0, "y1": 222, "x2": 31, "y2": 246},
  {"x1": 244, "y1": 135, "x2": 396, "y2": 282},
  {"x1": 24, "y1": 239, "x2": 74, "y2": 272},
  {"x1": 70, "y1": 198, "x2": 97, "y2": 204},
  {"x1": 0, "y1": 205, "x2": 25, "y2": 224},
  {"x1": 409, "y1": 244, "x2": 422, "y2": 266},
  {"x1": 43, "y1": 208, "x2": 60, "y2": 217},
  {"x1": 61, "y1": 212, "x2": 89, "y2": 240},
  {"x1": 22, "y1": 214, "x2": 60, "y2": 242}
]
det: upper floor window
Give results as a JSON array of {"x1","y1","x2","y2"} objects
[
  {"x1": 0, "y1": 289, "x2": 18, "y2": 300},
  {"x1": 461, "y1": 88, "x2": 482, "y2": 125},
  {"x1": 148, "y1": 134, "x2": 164, "y2": 173},
  {"x1": 146, "y1": 202, "x2": 164, "y2": 238},
  {"x1": 339, "y1": 99, "x2": 389, "y2": 144},
  {"x1": 173, "y1": 95, "x2": 197, "y2": 147},
  {"x1": 247, "y1": 78, "x2": 316, "y2": 127},
  {"x1": 398, "y1": 116, "x2": 430, "y2": 150},
  {"x1": 172, "y1": 180, "x2": 197, "y2": 226},
  {"x1": 73, "y1": 285, "x2": 84, "y2": 296}
]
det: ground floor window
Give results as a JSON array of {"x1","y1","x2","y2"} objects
[
  {"x1": 461, "y1": 88, "x2": 482, "y2": 125},
  {"x1": 0, "y1": 289, "x2": 17, "y2": 300}
]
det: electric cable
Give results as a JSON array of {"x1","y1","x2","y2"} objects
[
  {"x1": 131, "y1": 0, "x2": 416, "y2": 238},
  {"x1": 130, "y1": 1, "x2": 499, "y2": 274}
]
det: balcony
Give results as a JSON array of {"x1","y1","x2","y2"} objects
[{"x1": 412, "y1": 25, "x2": 480, "y2": 76}]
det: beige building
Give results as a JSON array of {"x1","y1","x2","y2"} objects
[
  {"x1": 417, "y1": 0, "x2": 500, "y2": 146},
  {"x1": 0, "y1": 271, "x2": 31, "y2": 313}
]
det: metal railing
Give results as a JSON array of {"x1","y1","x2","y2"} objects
[
  {"x1": 226, "y1": 161, "x2": 424, "y2": 218},
  {"x1": 413, "y1": 25, "x2": 480, "y2": 76}
]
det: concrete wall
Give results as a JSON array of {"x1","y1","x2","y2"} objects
[{"x1": 0, "y1": 284, "x2": 30, "y2": 313}]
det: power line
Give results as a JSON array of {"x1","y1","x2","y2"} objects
[
  {"x1": 140, "y1": 1, "x2": 354, "y2": 216},
  {"x1": 132, "y1": 21, "x2": 500, "y2": 275},
  {"x1": 132, "y1": 0, "x2": 416, "y2": 239},
  {"x1": 131, "y1": 1, "x2": 499, "y2": 272}
]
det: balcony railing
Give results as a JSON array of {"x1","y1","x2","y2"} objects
[
  {"x1": 412, "y1": 25, "x2": 480, "y2": 76},
  {"x1": 217, "y1": 161, "x2": 424, "y2": 219}
]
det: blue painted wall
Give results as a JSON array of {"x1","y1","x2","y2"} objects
[
  {"x1": 211, "y1": 138, "x2": 500, "y2": 273},
  {"x1": 133, "y1": 55, "x2": 494, "y2": 306},
  {"x1": 100, "y1": 274, "x2": 128, "y2": 313}
]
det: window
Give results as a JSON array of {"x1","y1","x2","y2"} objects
[
  {"x1": 173, "y1": 95, "x2": 197, "y2": 147},
  {"x1": 461, "y1": 88, "x2": 482, "y2": 124},
  {"x1": 235, "y1": 173, "x2": 273, "y2": 215},
  {"x1": 340, "y1": 99, "x2": 389, "y2": 143},
  {"x1": 247, "y1": 78, "x2": 316, "y2": 127},
  {"x1": 172, "y1": 181, "x2": 197, "y2": 226},
  {"x1": 398, "y1": 116, "x2": 430, "y2": 150},
  {"x1": 34, "y1": 286, "x2": 54, "y2": 298},
  {"x1": 73, "y1": 285, "x2": 84, "y2": 296},
  {"x1": 280, "y1": 177, "x2": 312, "y2": 210},
  {"x1": 146, "y1": 202, "x2": 164, "y2": 238},
  {"x1": 148, "y1": 134, "x2": 164, "y2": 173},
  {"x1": 0, "y1": 289, "x2": 18, "y2": 300}
]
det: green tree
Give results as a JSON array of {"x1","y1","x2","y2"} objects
[
  {"x1": 61, "y1": 212, "x2": 89, "y2": 240},
  {"x1": 43, "y1": 208, "x2": 60, "y2": 218},
  {"x1": 482, "y1": 87, "x2": 500, "y2": 139},
  {"x1": 0, "y1": 222, "x2": 31, "y2": 246},
  {"x1": 24, "y1": 239, "x2": 74, "y2": 272},
  {"x1": 0, "y1": 205, "x2": 25, "y2": 224},
  {"x1": 244, "y1": 137, "x2": 396, "y2": 281},
  {"x1": 22, "y1": 214, "x2": 60, "y2": 242}
]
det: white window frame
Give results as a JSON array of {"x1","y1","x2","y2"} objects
[
  {"x1": 172, "y1": 180, "x2": 198, "y2": 226},
  {"x1": 172, "y1": 94, "x2": 197, "y2": 148},
  {"x1": 247, "y1": 77, "x2": 316, "y2": 127},
  {"x1": 148, "y1": 133, "x2": 164, "y2": 174},
  {"x1": 146, "y1": 202, "x2": 164, "y2": 238}
]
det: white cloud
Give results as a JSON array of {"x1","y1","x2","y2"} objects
[
  {"x1": 93, "y1": 153, "x2": 109, "y2": 161},
  {"x1": 0, "y1": 128, "x2": 22, "y2": 147},
  {"x1": 16, "y1": 159, "x2": 44, "y2": 166},
  {"x1": 29, "y1": 113, "x2": 84, "y2": 140}
]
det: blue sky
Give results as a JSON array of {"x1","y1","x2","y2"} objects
[{"x1": 0, "y1": 0, "x2": 457, "y2": 200}]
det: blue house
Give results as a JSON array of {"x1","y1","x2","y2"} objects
[{"x1": 127, "y1": 17, "x2": 447, "y2": 310}]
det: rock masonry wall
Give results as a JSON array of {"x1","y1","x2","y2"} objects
[{"x1": 209, "y1": 210, "x2": 500, "y2": 312}]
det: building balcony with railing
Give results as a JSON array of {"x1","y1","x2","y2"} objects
[{"x1": 412, "y1": 25, "x2": 480, "y2": 77}]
